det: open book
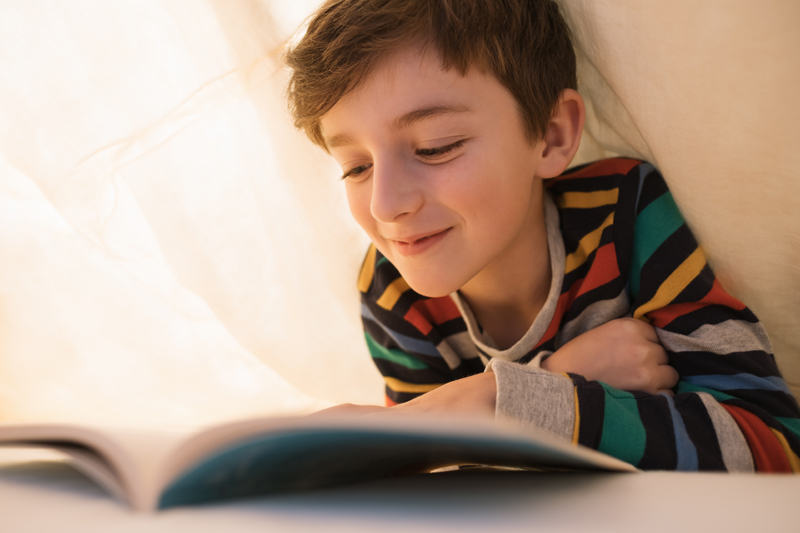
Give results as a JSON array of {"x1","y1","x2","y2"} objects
[{"x1": 0, "y1": 415, "x2": 637, "y2": 512}]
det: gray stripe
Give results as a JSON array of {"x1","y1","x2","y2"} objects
[
  {"x1": 493, "y1": 360, "x2": 575, "y2": 441},
  {"x1": 696, "y1": 392, "x2": 754, "y2": 472},
  {"x1": 437, "y1": 331, "x2": 481, "y2": 370},
  {"x1": 656, "y1": 319, "x2": 773, "y2": 355},
  {"x1": 555, "y1": 289, "x2": 630, "y2": 349}
]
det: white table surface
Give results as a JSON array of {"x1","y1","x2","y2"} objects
[{"x1": 1, "y1": 447, "x2": 798, "y2": 533}]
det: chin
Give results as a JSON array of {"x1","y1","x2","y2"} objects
[{"x1": 402, "y1": 273, "x2": 462, "y2": 299}]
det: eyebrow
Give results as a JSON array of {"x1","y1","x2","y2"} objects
[
  {"x1": 326, "y1": 133, "x2": 358, "y2": 150},
  {"x1": 324, "y1": 103, "x2": 473, "y2": 150},
  {"x1": 391, "y1": 103, "x2": 472, "y2": 131}
]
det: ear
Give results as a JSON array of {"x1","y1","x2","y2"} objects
[{"x1": 535, "y1": 89, "x2": 586, "y2": 179}]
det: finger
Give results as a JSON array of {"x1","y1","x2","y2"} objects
[
  {"x1": 643, "y1": 327, "x2": 660, "y2": 344},
  {"x1": 629, "y1": 318, "x2": 660, "y2": 343},
  {"x1": 656, "y1": 364, "x2": 680, "y2": 389},
  {"x1": 657, "y1": 388, "x2": 675, "y2": 397},
  {"x1": 307, "y1": 404, "x2": 387, "y2": 418},
  {"x1": 651, "y1": 344, "x2": 669, "y2": 366}
]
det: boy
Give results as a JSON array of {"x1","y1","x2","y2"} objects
[{"x1": 284, "y1": 0, "x2": 800, "y2": 471}]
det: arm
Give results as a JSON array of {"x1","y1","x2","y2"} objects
[
  {"x1": 542, "y1": 317, "x2": 678, "y2": 396},
  {"x1": 349, "y1": 246, "x2": 680, "y2": 421},
  {"x1": 358, "y1": 238, "x2": 678, "y2": 406},
  {"x1": 338, "y1": 314, "x2": 675, "y2": 421}
]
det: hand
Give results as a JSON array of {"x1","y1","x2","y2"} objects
[
  {"x1": 308, "y1": 403, "x2": 390, "y2": 418},
  {"x1": 542, "y1": 318, "x2": 679, "y2": 396},
  {"x1": 387, "y1": 372, "x2": 497, "y2": 418},
  {"x1": 309, "y1": 373, "x2": 498, "y2": 420}
]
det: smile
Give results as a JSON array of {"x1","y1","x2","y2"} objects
[{"x1": 391, "y1": 228, "x2": 452, "y2": 256}]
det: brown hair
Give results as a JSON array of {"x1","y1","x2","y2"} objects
[{"x1": 284, "y1": 0, "x2": 576, "y2": 149}]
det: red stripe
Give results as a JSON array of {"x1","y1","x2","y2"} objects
[
  {"x1": 649, "y1": 301, "x2": 707, "y2": 329},
  {"x1": 576, "y1": 243, "x2": 620, "y2": 298},
  {"x1": 549, "y1": 158, "x2": 641, "y2": 185},
  {"x1": 535, "y1": 243, "x2": 620, "y2": 348},
  {"x1": 403, "y1": 307, "x2": 433, "y2": 335},
  {"x1": 721, "y1": 404, "x2": 792, "y2": 472},
  {"x1": 385, "y1": 395, "x2": 398, "y2": 407},
  {"x1": 413, "y1": 297, "x2": 462, "y2": 324},
  {"x1": 404, "y1": 296, "x2": 461, "y2": 336},
  {"x1": 536, "y1": 283, "x2": 579, "y2": 349},
  {"x1": 702, "y1": 278, "x2": 746, "y2": 309},
  {"x1": 648, "y1": 278, "x2": 745, "y2": 328}
]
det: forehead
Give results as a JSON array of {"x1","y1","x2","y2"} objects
[{"x1": 320, "y1": 47, "x2": 509, "y2": 142}]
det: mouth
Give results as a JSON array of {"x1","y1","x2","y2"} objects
[{"x1": 391, "y1": 227, "x2": 452, "y2": 256}]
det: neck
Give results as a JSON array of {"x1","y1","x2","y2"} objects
[{"x1": 458, "y1": 192, "x2": 552, "y2": 350}]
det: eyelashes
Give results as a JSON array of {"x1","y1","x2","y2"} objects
[
  {"x1": 340, "y1": 139, "x2": 467, "y2": 180},
  {"x1": 341, "y1": 163, "x2": 373, "y2": 180},
  {"x1": 415, "y1": 139, "x2": 465, "y2": 158}
]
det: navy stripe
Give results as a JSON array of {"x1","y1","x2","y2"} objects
[
  {"x1": 664, "y1": 395, "x2": 699, "y2": 471},
  {"x1": 683, "y1": 374, "x2": 792, "y2": 395},
  {"x1": 634, "y1": 162, "x2": 653, "y2": 214},
  {"x1": 361, "y1": 304, "x2": 441, "y2": 357}
]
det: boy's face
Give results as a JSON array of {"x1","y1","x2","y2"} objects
[{"x1": 321, "y1": 48, "x2": 548, "y2": 298}]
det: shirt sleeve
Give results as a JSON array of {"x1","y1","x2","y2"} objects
[
  {"x1": 494, "y1": 164, "x2": 800, "y2": 471},
  {"x1": 358, "y1": 245, "x2": 484, "y2": 406}
]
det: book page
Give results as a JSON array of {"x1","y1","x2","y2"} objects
[
  {"x1": 155, "y1": 415, "x2": 637, "y2": 509},
  {"x1": 0, "y1": 442, "x2": 128, "y2": 501},
  {"x1": 1, "y1": 416, "x2": 638, "y2": 512},
  {"x1": 0, "y1": 423, "x2": 196, "y2": 511}
]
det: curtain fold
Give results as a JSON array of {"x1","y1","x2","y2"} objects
[{"x1": 0, "y1": 0, "x2": 380, "y2": 425}]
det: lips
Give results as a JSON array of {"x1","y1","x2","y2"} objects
[
  {"x1": 395, "y1": 229, "x2": 448, "y2": 244},
  {"x1": 389, "y1": 227, "x2": 452, "y2": 256}
]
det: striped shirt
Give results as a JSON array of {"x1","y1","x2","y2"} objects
[{"x1": 358, "y1": 158, "x2": 800, "y2": 472}]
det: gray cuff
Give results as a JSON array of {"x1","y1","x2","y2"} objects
[{"x1": 492, "y1": 359, "x2": 576, "y2": 441}]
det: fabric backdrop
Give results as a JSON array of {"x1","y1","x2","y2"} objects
[{"x1": 0, "y1": 0, "x2": 797, "y2": 425}]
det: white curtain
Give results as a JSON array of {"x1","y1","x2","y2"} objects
[
  {"x1": 0, "y1": 0, "x2": 381, "y2": 425},
  {"x1": 1, "y1": 0, "x2": 798, "y2": 425}
]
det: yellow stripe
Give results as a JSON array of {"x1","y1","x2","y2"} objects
[
  {"x1": 384, "y1": 376, "x2": 442, "y2": 394},
  {"x1": 376, "y1": 277, "x2": 411, "y2": 310},
  {"x1": 556, "y1": 189, "x2": 619, "y2": 210},
  {"x1": 571, "y1": 382, "x2": 580, "y2": 445},
  {"x1": 564, "y1": 212, "x2": 615, "y2": 274},
  {"x1": 357, "y1": 245, "x2": 377, "y2": 293},
  {"x1": 633, "y1": 247, "x2": 706, "y2": 319},
  {"x1": 770, "y1": 428, "x2": 800, "y2": 473}
]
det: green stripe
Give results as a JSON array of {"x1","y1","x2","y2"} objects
[
  {"x1": 680, "y1": 386, "x2": 800, "y2": 441},
  {"x1": 376, "y1": 256, "x2": 389, "y2": 269},
  {"x1": 677, "y1": 382, "x2": 736, "y2": 402},
  {"x1": 776, "y1": 417, "x2": 800, "y2": 439},
  {"x1": 597, "y1": 383, "x2": 647, "y2": 466},
  {"x1": 630, "y1": 192, "x2": 685, "y2": 299},
  {"x1": 365, "y1": 332, "x2": 430, "y2": 370}
]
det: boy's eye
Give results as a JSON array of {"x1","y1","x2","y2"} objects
[
  {"x1": 416, "y1": 140, "x2": 466, "y2": 159},
  {"x1": 342, "y1": 163, "x2": 373, "y2": 180},
  {"x1": 339, "y1": 140, "x2": 465, "y2": 179}
]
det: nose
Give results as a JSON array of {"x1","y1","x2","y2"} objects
[{"x1": 369, "y1": 157, "x2": 424, "y2": 222}]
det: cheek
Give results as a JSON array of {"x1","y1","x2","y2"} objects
[
  {"x1": 441, "y1": 153, "x2": 531, "y2": 222},
  {"x1": 345, "y1": 183, "x2": 376, "y2": 234}
]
